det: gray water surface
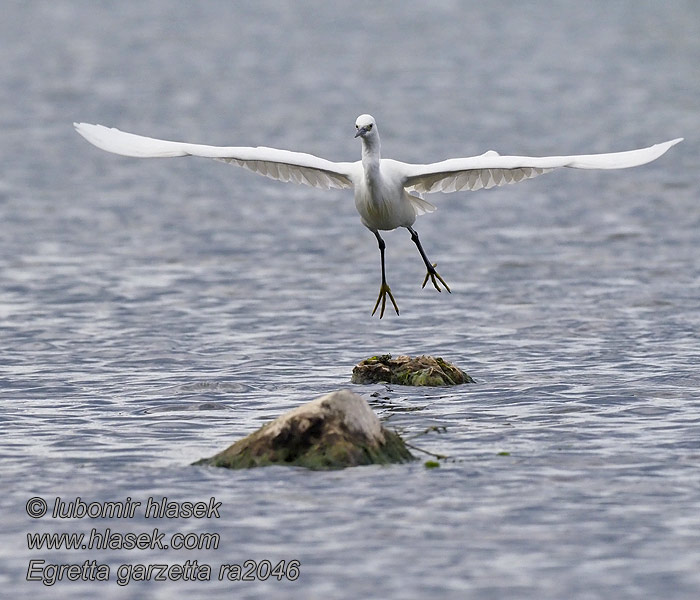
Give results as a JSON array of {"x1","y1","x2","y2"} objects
[{"x1": 1, "y1": 2, "x2": 699, "y2": 598}]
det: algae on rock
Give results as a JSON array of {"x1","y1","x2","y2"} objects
[
  {"x1": 351, "y1": 354, "x2": 474, "y2": 386},
  {"x1": 194, "y1": 389, "x2": 415, "y2": 470}
]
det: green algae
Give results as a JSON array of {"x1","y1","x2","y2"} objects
[
  {"x1": 194, "y1": 426, "x2": 414, "y2": 470},
  {"x1": 352, "y1": 354, "x2": 474, "y2": 386}
]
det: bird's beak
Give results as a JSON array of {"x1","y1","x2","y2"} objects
[{"x1": 355, "y1": 127, "x2": 367, "y2": 138}]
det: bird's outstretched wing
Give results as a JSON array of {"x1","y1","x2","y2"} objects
[
  {"x1": 74, "y1": 123, "x2": 356, "y2": 190},
  {"x1": 401, "y1": 138, "x2": 683, "y2": 194}
]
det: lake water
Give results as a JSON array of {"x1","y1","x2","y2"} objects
[{"x1": 1, "y1": 1, "x2": 699, "y2": 598}]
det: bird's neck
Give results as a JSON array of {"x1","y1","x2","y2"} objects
[{"x1": 361, "y1": 136, "x2": 381, "y2": 179}]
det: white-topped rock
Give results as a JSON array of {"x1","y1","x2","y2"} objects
[{"x1": 194, "y1": 390, "x2": 414, "y2": 470}]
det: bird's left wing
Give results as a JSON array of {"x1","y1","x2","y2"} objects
[
  {"x1": 401, "y1": 138, "x2": 683, "y2": 194},
  {"x1": 74, "y1": 123, "x2": 355, "y2": 190}
]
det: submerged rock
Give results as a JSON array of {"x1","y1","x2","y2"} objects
[
  {"x1": 351, "y1": 354, "x2": 474, "y2": 386},
  {"x1": 194, "y1": 389, "x2": 415, "y2": 470}
]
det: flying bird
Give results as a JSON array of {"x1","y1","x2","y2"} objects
[{"x1": 74, "y1": 115, "x2": 682, "y2": 317}]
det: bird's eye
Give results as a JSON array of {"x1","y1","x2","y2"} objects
[
  {"x1": 367, "y1": 124, "x2": 373, "y2": 130},
  {"x1": 356, "y1": 125, "x2": 359, "y2": 129}
]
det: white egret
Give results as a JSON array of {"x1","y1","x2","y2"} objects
[{"x1": 75, "y1": 115, "x2": 681, "y2": 317}]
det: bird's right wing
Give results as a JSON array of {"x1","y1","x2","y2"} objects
[
  {"x1": 74, "y1": 123, "x2": 356, "y2": 190},
  {"x1": 401, "y1": 138, "x2": 683, "y2": 194}
]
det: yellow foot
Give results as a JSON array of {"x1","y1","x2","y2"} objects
[
  {"x1": 421, "y1": 263, "x2": 451, "y2": 293},
  {"x1": 372, "y1": 282, "x2": 400, "y2": 318}
]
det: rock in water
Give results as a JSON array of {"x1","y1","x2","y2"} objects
[
  {"x1": 351, "y1": 354, "x2": 474, "y2": 386},
  {"x1": 194, "y1": 389, "x2": 415, "y2": 470}
]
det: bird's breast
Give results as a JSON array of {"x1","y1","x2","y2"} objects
[{"x1": 353, "y1": 173, "x2": 415, "y2": 231}]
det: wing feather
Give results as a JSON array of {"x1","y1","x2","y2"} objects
[
  {"x1": 74, "y1": 123, "x2": 355, "y2": 190},
  {"x1": 402, "y1": 139, "x2": 682, "y2": 194}
]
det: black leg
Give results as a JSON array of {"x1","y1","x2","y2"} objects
[
  {"x1": 407, "y1": 226, "x2": 451, "y2": 293},
  {"x1": 371, "y1": 230, "x2": 399, "y2": 318}
]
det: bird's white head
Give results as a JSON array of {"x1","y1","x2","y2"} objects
[{"x1": 354, "y1": 114, "x2": 377, "y2": 139}]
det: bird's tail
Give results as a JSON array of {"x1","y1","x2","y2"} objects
[{"x1": 407, "y1": 192, "x2": 436, "y2": 216}]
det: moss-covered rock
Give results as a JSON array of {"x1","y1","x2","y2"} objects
[
  {"x1": 351, "y1": 354, "x2": 474, "y2": 386},
  {"x1": 193, "y1": 389, "x2": 415, "y2": 470}
]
